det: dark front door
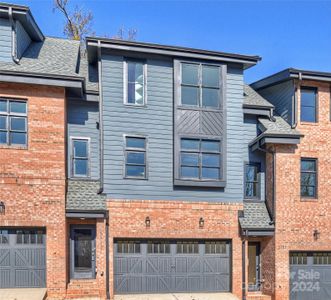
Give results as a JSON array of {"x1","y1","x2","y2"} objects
[
  {"x1": 70, "y1": 225, "x2": 96, "y2": 279},
  {"x1": 248, "y1": 242, "x2": 261, "y2": 291}
]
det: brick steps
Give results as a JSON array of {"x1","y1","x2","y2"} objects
[
  {"x1": 66, "y1": 280, "x2": 101, "y2": 299},
  {"x1": 247, "y1": 292, "x2": 272, "y2": 300}
]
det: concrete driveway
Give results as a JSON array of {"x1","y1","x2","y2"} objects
[
  {"x1": 0, "y1": 288, "x2": 46, "y2": 300},
  {"x1": 115, "y1": 293, "x2": 239, "y2": 300}
]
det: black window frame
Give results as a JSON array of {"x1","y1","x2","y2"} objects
[
  {"x1": 244, "y1": 163, "x2": 261, "y2": 200},
  {"x1": 179, "y1": 137, "x2": 222, "y2": 182},
  {"x1": 71, "y1": 137, "x2": 90, "y2": 178},
  {"x1": 300, "y1": 158, "x2": 317, "y2": 199},
  {"x1": 117, "y1": 240, "x2": 141, "y2": 254},
  {"x1": 300, "y1": 87, "x2": 317, "y2": 123},
  {"x1": 0, "y1": 98, "x2": 28, "y2": 147},
  {"x1": 124, "y1": 135, "x2": 147, "y2": 179}
]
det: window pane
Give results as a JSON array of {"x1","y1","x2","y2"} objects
[
  {"x1": 126, "y1": 165, "x2": 145, "y2": 177},
  {"x1": 0, "y1": 116, "x2": 6, "y2": 130},
  {"x1": 181, "y1": 86, "x2": 199, "y2": 106},
  {"x1": 202, "y1": 154, "x2": 220, "y2": 167},
  {"x1": 301, "y1": 160, "x2": 316, "y2": 171},
  {"x1": 10, "y1": 117, "x2": 26, "y2": 131},
  {"x1": 301, "y1": 89, "x2": 316, "y2": 107},
  {"x1": 74, "y1": 159, "x2": 88, "y2": 176},
  {"x1": 181, "y1": 139, "x2": 199, "y2": 151},
  {"x1": 301, "y1": 106, "x2": 316, "y2": 122},
  {"x1": 73, "y1": 140, "x2": 88, "y2": 157},
  {"x1": 181, "y1": 153, "x2": 199, "y2": 166},
  {"x1": 301, "y1": 173, "x2": 316, "y2": 186},
  {"x1": 202, "y1": 88, "x2": 219, "y2": 108},
  {"x1": 182, "y1": 63, "x2": 199, "y2": 85},
  {"x1": 127, "y1": 152, "x2": 145, "y2": 164},
  {"x1": 301, "y1": 186, "x2": 315, "y2": 197},
  {"x1": 0, "y1": 132, "x2": 6, "y2": 144},
  {"x1": 245, "y1": 182, "x2": 258, "y2": 198},
  {"x1": 181, "y1": 166, "x2": 199, "y2": 178},
  {"x1": 128, "y1": 82, "x2": 144, "y2": 105},
  {"x1": 246, "y1": 165, "x2": 258, "y2": 181},
  {"x1": 202, "y1": 65, "x2": 219, "y2": 87},
  {"x1": 128, "y1": 61, "x2": 144, "y2": 84},
  {"x1": 10, "y1": 101, "x2": 26, "y2": 114},
  {"x1": 201, "y1": 140, "x2": 220, "y2": 152},
  {"x1": 10, "y1": 132, "x2": 26, "y2": 145},
  {"x1": 126, "y1": 137, "x2": 145, "y2": 149},
  {"x1": 0, "y1": 100, "x2": 6, "y2": 112},
  {"x1": 202, "y1": 167, "x2": 219, "y2": 179}
]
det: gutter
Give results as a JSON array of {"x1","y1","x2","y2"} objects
[{"x1": 8, "y1": 7, "x2": 19, "y2": 64}]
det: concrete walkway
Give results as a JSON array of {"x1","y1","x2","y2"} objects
[
  {"x1": 115, "y1": 293, "x2": 239, "y2": 300},
  {"x1": 0, "y1": 288, "x2": 46, "y2": 300}
]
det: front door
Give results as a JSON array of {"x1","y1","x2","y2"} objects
[
  {"x1": 248, "y1": 242, "x2": 261, "y2": 291},
  {"x1": 70, "y1": 225, "x2": 96, "y2": 279}
]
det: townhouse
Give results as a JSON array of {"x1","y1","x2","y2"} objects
[{"x1": 0, "y1": 3, "x2": 330, "y2": 300}]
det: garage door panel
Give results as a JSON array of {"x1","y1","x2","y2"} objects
[
  {"x1": 146, "y1": 257, "x2": 172, "y2": 274},
  {"x1": 0, "y1": 270, "x2": 10, "y2": 288},
  {"x1": 0, "y1": 249, "x2": 10, "y2": 266},
  {"x1": 146, "y1": 275, "x2": 171, "y2": 292}
]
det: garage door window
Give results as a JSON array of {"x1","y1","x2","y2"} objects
[
  {"x1": 313, "y1": 252, "x2": 331, "y2": 264},
  {"x1": 290, "y1": 252, "x2": 308, "y2": 265},
  {"x1": 16, "y1": 229, "x2": 44, "y2": 245},
  {"x1": 0, "y1": 230, "x2": 9, "y2": 244},
  {"x1": 147, "y1": 241, "x2": 170, "y2": 254},
  {"x1": 117, "y1": 241, "x2": 141, "y2": 254},
  {"x1": 205, "y1": 241, "x2": 227, "y2": 254},
  {"x1": 176, "y1": 241, "x2": 199, "y2": 254}
]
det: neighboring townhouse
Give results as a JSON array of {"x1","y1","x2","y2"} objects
[{"x1": 0, "y1": 3, "x2": 330, "y2": 300}]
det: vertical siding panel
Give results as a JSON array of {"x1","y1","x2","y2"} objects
[
  {"x1": 0, "y1": 18, "x2": 12, "y2": 62},
  {"x1": 16, "y1": 21, "x2": 31, "y2": 59}
]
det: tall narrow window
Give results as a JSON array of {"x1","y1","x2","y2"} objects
[
  {"x1": 300, "y1": 87, "x2": 317, "y2": 122},
  {"x1": 0, "y1": 99, "x2": 27, "y2": 146},
  {"x1": 180, "y1": 138, "x2": 221, "y2": 180},
  {"x1": 181, "y1": 63, "x2": 220, "y2": 108},
  {"x1": 71, "y1": 138, "x2": 89, "y2": 177},
  {"x1": 125, "y1": 60, "x2": 145, "y2": 106},
  {"x1": 125, "y1": 136, "x2": 147, "y2": 178},
  {"x1": 301, "y1": 158, "x2": 317, "y2": 198},
  {"x1": 244, "y1": 164, "x2": 260, "y2": 199}
]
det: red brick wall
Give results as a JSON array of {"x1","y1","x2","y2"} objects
[
  {"x1": 0, "y1": 83, "x2": 67, "y2": 299},
  {"x1": 267, "y1": 80, "x2": 331, "y2": 299},
  {"x1": 107, "y1": 199, "x2": 243, "y2": 299}
]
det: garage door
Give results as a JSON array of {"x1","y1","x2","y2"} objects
[
  {"x1": 0, "y1": 228, "x2": 46, "y2": 288},
  {"x1": 290, "y1": 252, "x2": 331, "y2": 300},
  {"x1": 114, "y1": 239, "x2": 231, "y2": 294}
]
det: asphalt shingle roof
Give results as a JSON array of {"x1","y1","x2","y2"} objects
[
  {"x1": 258, "y1": 115, "x2": 301, "y2": 136},
  {"x1": 66, "y1": 180, "x2": 106, "y2": 212},
  {"x1": 243, "y1": 84, "x2": 274, "y2": 108},
  {"x1": 239, "y1": 202, "x2": 274, "y2": 230}
]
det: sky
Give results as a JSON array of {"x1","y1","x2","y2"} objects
[{"x1": 11, "y1": 0, "x2": 331, "y2": 83}]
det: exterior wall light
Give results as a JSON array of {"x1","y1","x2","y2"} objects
[
  {"x1": 0, "y1": 201, "x2": 5, "y2": 214},
  {"x1": 199, "y1": 217, "x2": 204, "y2": 228},
  {"x1": 145, "y1": 216, "x2": 150, "y2": 227},
  {"x1": 313, "y1": 229, "x2": 320, "y2": 240}
]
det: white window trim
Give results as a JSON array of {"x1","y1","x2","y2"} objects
[
  {"x1": 123, "y1": 59, "x2": 147, "y2": 107},
  {"x1": 70, "y1": 136, "x2": 91, "y2": 178}
]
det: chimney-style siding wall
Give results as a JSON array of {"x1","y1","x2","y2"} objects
[{"x1": 0, "y1": 18, "x2": 12, "y2": 62}]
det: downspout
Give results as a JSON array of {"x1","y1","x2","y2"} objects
[
  {"x1": 291, "y1": 77, "x2": 300, "y2": 129},
  {"x1": 105, "y1": 213, "x2": 110, "y2": 300},
  {"x1": 8, "y1": 7, "x2": 19, "y2": 64},
  {"x1": 97, "y1": 40, "x2": 104, "y2": 194},
  {"x1": 242, "y1": 231, "x2": 247, "y2": 300}
]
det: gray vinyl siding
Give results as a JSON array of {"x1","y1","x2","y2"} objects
[
  {"x1": 16, "y1": 20, "x2": 31, "y2": 59},
  {"x1": 243, "y1": 115, "x2": 266, "y2": 200},
  {"x1": 0, "y1": 18, "x2": 12, "y2": 62},
  {"x1": 67, "y1": 100, "x2": 100, "y2": 180},
  {"x1": 101, "y1": 54, "x2": 245, "y2": 202},
  {"x1": 257, "y1": 80, "x2": 295, "y2": 125}
]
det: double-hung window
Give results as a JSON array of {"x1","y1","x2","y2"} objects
[
  {"x1": 244, "y1": 163, "x2": 260, "y2": 199},
  {"x1": 301, "y1": 158, "x2": 317, "y2": 198},
  {"x1": 125, "y1": 136, "x2": 147, "y2": 178},
  {"x1": 181, "y1": 63, "x2": 221, "y2": 108},
  {"x1": 180, "y1": 138, "x2": 221, "y2": 180},
  {"x1": 71, "y1": 138, "x2": 90, "y2": 178},
  {"x1": 125, "y1": 59, "x2": 146, "y2": 106},
  {"x1": 0, "y1": 99, "x2": 27, "y2": 146},
  {"x1": 300, "y1": 87, "x2": 317, "y2": 122}
]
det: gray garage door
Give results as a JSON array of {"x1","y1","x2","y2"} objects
[
  {"x1": 114, "y1": 239, "x2": 231, "y2": 294},
  {"x1": 290, "y1": 252, "x2": 331, "y2": 300},
  {"x1": 0, "y1": 228, "x2": 46, "y2": 288}
]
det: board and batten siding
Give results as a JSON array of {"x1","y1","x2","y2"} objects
[
  {"x1": 258, "y1": 80, "x2": 295, "y2": 125},
  {"x1": 67, "y1": 100, "x2": 100, "y2": 180},
  {"x1": 16, "y1": 20, "x2": 31, "y2": 59},
  {"x1": 101, "y1": 54, "x2": 246, "y2": 202},
  {"x1": 0, "y1": 18, "x2": 12, "y2": 62}
]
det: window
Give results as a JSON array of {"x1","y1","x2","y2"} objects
[
  {"x1": 147, "y1": 241, "x2": 170, "y2": 254},
  {"x1": 125, "y1": 59, "x2": 145, "y2": 106},
  {"x1": 313, "y1": 252, "x2": 331, "y2": 265},
  {"x1": 0, "y1": 99, "x2": 27, "y2": 146},
  {"x1": 244, "y1": 164, "x2": 260, "y2": 199},
  {"x1": 16, "y1": 229, "x2": 44, "y2": 245},
  {"x1": 181, "y1": 63, "x2": 221, "y2": 108},
  {"x1": 176, "y1": 241, "x2": 199, "y2": 254},
  {"x1": 205, "y1": 241, "x2": 227, "y2": 254},
  {"x1": 0, "y1": 230, "x2": 9, "y2": 244},
  {"x1": 125, "y1": 136, "x2": 147, "y2": 178},
  {"x1": 290, "y1": 252, "x2": 308, "y2": 265},
  {"x1": 300, "y1": 87, "x2": 317, "y2": 122},
  {"x1": 71, "y1": 138, "x2": 89, "y2": 177},
  {"x1": 301, "y1": 158, "x2": 317, "y2": 198},
  {"x1": 180, "y1": 138, "x2": 221, "y2": 180},
  {"x1": 117, "y1": 241, "x2": 141, "y2": 254}
]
